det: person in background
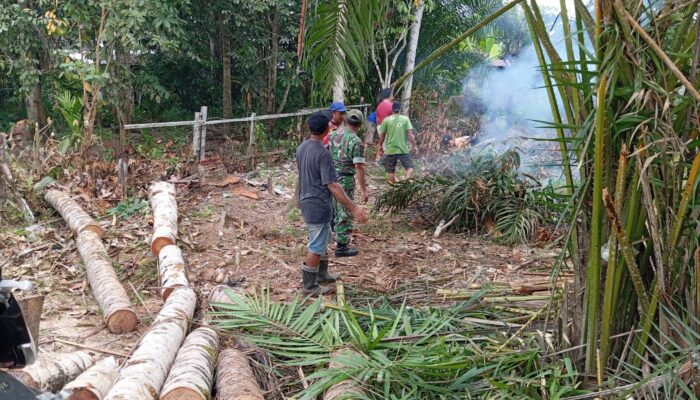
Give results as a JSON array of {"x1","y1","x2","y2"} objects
[
  {"x1": 375, "y1": 89, "x2": 394, "y2": 163},
  {"x1": 378, "y1": 101, "x2": 417, "y2": 184},
  {"x1": 323, "y1": 102, "x2": 346, "y2": 146},
  {"x1": 296, "y1": 111, "x2": 368, "y2": 295},
  {"x1": 364, "y1": 111, "x2": 378, "y2": 151},
  {"x1": 328, "y1": 109, "x2": 368, "y2": 257}
]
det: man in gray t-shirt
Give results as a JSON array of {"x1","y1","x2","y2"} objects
[{"x1": 296, "y1": 111, "x2": 368, "y2": 296}]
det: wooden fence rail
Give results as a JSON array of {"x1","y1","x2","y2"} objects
[{"x1": 123, "y1": 104, "x2": 370, "y2": 168}]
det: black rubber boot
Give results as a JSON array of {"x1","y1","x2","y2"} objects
[
  {"x1": 316, "y1": 255, "x2": 339, "y2": 284},
  {"x1": 335, "y1": 243, "x2": 359, "y2": 257},
  {"x1": 301, "y1": 264, "x2": 333, "y2": 296}
]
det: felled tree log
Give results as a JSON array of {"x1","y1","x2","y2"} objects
[
  {"x1": 10, "y1": 351, "x2": 94, "y2": 393},
  {"x1": 160, "y1": 327, "x2": 218, "y2": 400},
  {"x1": 104, "y1": 287, "x2": 197, "y2": 400},
  {"x1": 149, "y1": 182, "x2": 178, "y2": 256},
  {"x1": 76, "y1": 230, "x2": 137, "y2": 334},
  {"x1": 62, "y1": 356, "x2": 119, "y2": 400},
  {"x1": 157, "y1": 245, "x2": 189, "y2": 301},
  {"x1": 323, "y1": 349, "x2": 367, "y2": 400},
  {"x1": 208, "y1": 285, "x2": 243, "y2": 308},
  {"x1": 45, "y1": 189, "x2": 103, "y2": 237},
  {"x1": 215, "y1": 348, "x2": 264, "y2": 400}
]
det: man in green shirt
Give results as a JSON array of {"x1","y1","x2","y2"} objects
[{"x1": 378, "y1": 102, "x2": 417, "y2": 184}]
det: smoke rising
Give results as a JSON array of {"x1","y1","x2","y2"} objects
[{"x1": 460, "y1": 10, "x2": 578, "y2": 180}]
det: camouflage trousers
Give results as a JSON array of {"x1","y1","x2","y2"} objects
[{"x1": 333, "y1": 175, "x2": 355, "y2": 246}]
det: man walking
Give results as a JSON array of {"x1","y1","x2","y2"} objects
[
  {"x1": 296, "y1": 111, "x2": 368, "y2": 295},
  {"x1": 323, "y1": 101, "x2": 346, "y2": 146},
  {"x1": 375, "y1": 89, "x2": 393, "y2": 162},
  {"x1": 328, "y1": 109, "x2": 368, "y2": 257},
  {"x1": 379, "y1": 101, "x2": 417, "y2": 184}
]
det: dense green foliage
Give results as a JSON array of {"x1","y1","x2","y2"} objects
[{"x1": 0, "y1": 0, "x2": 526, "y2": 147}]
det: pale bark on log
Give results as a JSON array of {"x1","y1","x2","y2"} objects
[
  {"x1": 323, "y1": 349, "x2": 367, "y2": 400},
  {"x1": 160, "y1": 327, "x2": 219, "y2": 400},
  {"x1": 63, "y1": 356, "x2": 119, "y2": 400},
  {"x1": 76, "y1": 230, "x2": 137, "y2": 334},
  {"x1": 104, "y1": 287, "x2": 197, "y2": 400},
  {"x1": 45, "y1": 189, "x2": 103, "y2": 237},
  {"x1": 208, "y1": 285, "x2": 243, "y2": 308},
  {"x1": 10, "y1": 351, "x2": 94, "y2": 393},
  {"x1": 157, "y1": 245, "x2": 189, "y2": 300},
  {"x1": 149, "y1": 182, "x2": 178, "y2": 256},
  {"x1": 215, "y1": 348, "x2": 264, "y2": 400}
]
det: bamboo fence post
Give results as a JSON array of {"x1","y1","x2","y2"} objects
[
  {"x1": 199, "y1": 106, "x2": 208, "y2": 160},
  {"x1": 247, "y1": 113, "x2": 257, "y2": 170}
]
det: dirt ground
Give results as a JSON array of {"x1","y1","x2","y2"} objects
[{"x1": 0, "y1": 159, "x2": 560, "y2": 371}]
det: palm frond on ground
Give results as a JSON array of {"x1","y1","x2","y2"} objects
[
  {"x1": 211, "y1": 288, "x2": 592, "y2": 399},
  {"x1": 373, "y1": 150, "x2": 553, "y2": 244}
]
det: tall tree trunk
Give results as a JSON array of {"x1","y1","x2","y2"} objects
[
  {"x1": 267, "y1": 7, "x2": 279, "y2": 114},
  {"x1": 332, "y1": 70, "x2": 345, "y2": 102},
  {"x1": 401, "y1": 0, "x2": 425, "y2": 115},
  {"x1": 222, "y1": 28, "x2": 232, "y2": 119},
  {"x1": 25, "y1": 80, "x2": 46, "y2": 131}
]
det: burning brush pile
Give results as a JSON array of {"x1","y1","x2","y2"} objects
[{"x1": 374, "y1": 149, "x2": 557, "y2": 244}]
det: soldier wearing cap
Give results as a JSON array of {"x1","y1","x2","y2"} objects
[{"x1": 328, "y1": 109, "x2": 368, "y2": 257}]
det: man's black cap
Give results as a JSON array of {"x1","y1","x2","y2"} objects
[
  {"x1": 308, "y1": 111, "x2": 330, "y2": 134},
  {"x1": 392, "y1": 101, "x2": 401, "y2": 112}
]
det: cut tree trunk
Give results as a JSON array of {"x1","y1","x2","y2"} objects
[
  {"x1": 323, "y1": 349, "x2": 366, "y2": 400},
  {"x1": 149, "y1": 182, "x2": 178, "y2": 256},
  {"x1": 160, "y1": 327, "x2": 219, "y2": 400},
  {"x1": 45, "y1": 189, "x2": 103, "y2": 237},
  {"x1": 62, "y1": 356, "x2": 119, "y2": 400},
  {"x1": 104, "y1": 287, "x2": 197, "y2": 400},
  {"x1": 157, "y1": 245, "x2": 189, "y2": 301},
  {"x1": 215, "y1": 348, "x2": 264, "y2": 400},
  {"x1": 76, "y1": 230, "x2": 137, "y2": 334},
  {"x1": 10, "y1": 351, "x2": 94, "y2": 393},
  {"x1": 208, "y1": 285, "x2": 242, "y2": 308}
]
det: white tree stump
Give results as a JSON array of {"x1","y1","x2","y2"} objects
[
  {"x1": 215, "y1": 348, "x2": 264, "y2": 400},
  {"x1": 10, "y1": 351, "x2": 94, "y2": 393},
  {"x1": 104, "y1": 287, "x2": 197, "y2": 400},
  {"x1": 45, "y1": 189, "x2": 103, "y2": 237},
  {"x1": 76, "y1": 230, "x2": 137, "y2": 334},
  {"x1": 160, "y1": 327, "x2": 219, "y2": 400},
  {"x1": 149, "y1": 182, "x2": 178, "y2": 256},
  {"x1": 62, "y1": 356, "x2": 119, "y2": 400},
  {"x1": 157, "y1": 245, "x2": 189, "y2": 301}
]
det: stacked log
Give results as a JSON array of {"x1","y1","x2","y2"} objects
[
  {"x1": 149, "y1": 182, "x2": 178, "y2": 256},
  {"x1": 45, "y1": 189, "x2": 104, "y2": 237},
  {"x1": 208, "y1": 285, "x2": 242, "y2": 307},
  {"x1": 157, "y1": 245, "x2": 189, "y2": 301},
  {"x1": 76, "y1": 231, "x2": 138, "y2": 333},
  {"x1": 45, "y1": 188, "x2": 136, "y2": 334},
  {"x1": 215, "y1": 349, "x2": 264, "y2": 400},
  {"x1": 62, "y1": 356, "x2": 119, "y2": 400},
  {"x1": 323, "y1": 349, "x2": 367, "y2": 400},
  {"x1": 104, "y1": 287, "x2": 197, "y2": 400},
  {"x1": 9, "y1": 351, "x2": 94, "y2": 393},
  {"x1": 149, "y1": 182, "x2": 189, "y2": 301},
  {"x1": 160, "y1": 327, "x2": 219, "y2": 400}
]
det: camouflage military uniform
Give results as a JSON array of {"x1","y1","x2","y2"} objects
[{"x1": 329, "y1": 127, "x2": 366, "y2": 246}]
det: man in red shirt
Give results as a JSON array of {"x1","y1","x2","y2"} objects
[
  {"x1": 376, "y1": 88, "x2": 394, "y2": 125},
  {"x1": 375, "y1": 88, "x2": 394, "y2": 162},
  {"x1": 323, "y1": 102, "x2": 346, "y2": 146}
]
